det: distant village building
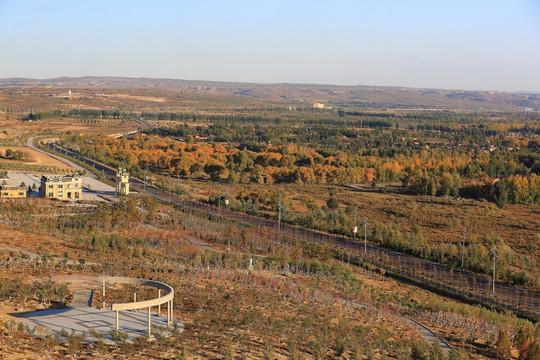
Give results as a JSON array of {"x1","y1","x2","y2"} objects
[
  {"x1": 40, "y1": 174, "x2": 82, "y2": 200},
  {"x1": 0, "y1": 184, "x2": 27, "y2": 198},
  {"x1": 313, "y1": 103, "x2": 325, "y2": 109},
  {"x1": 115, "y1": 167, "x2": 130, "y2": 196}
]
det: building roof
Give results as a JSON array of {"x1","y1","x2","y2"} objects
[
  {"x1": 0, "y1": 184, "x2": 26, "y2": 191},
  {"x1": 41, "y1": 174, "x2": 81, "y2": 183}
]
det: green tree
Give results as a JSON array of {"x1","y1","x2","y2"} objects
[
  {"x1": 427, "y1": 177, "x2": 437, "y2": 196},
  {"x1": 262, "y1": 338, "x2": 275, "y2": 360},
  {"x1": 448, "y1": 348, "x2": 469, "y2": 360},
  {"x1": 525, "y1": 341, "x2": 540, "y2": 360},
  {"x1": 494, "y1": 180, "x2": 509, "y2": 209},
  {"x1": 495, "y1": 327, "x2": 512, "y2": 360},
  {"x1": 327, "y1": 196, "x2": 339, "y2": 210},
  {"x1": 515, "y1": 322, "x2": 534, "y2": 359},
  {"x1": 205, "y1": 164, "x2": 225, "y2": 182},
  {"x1": 429, "y1": 341, "x2": 447, "y2": 360},
  {"x1": 450, "y1": 173, "x2": 461, "y2": 197},
  {"x1": 411, "y1": 338, "x2": 430, "y2": 360},
  {"x1": 228, "y1": 170, "x2": 239, "y2": 184}
]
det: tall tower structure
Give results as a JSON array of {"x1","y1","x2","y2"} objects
[{"x1": 116, "y1": 167, "x2": 130, "y2": 196}]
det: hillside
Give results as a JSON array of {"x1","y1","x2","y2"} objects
[{"x1": 1, "y1": 76, "x2": 539, "y2": 111}]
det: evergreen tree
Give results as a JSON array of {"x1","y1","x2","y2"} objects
[
  {"x1": 428, "y1": 177, "x2": 437, "y2": 196},
  {"x1": 448, "y1": 348, "x2": 469, "y2": 360},
  {"x1": 495, "y1": 327, "x2": 512, "y2": 360},
  {"x1": 227, "y1": 170, "x2": 239, "y2": 184},
  {"x1": 327, "y1": 196, "x2": 339, "y2": 210},
  {"x1": 429, "y1": 341, "x2": 446, "y2": 360},
  {"x1": 525, "y1": 341, "x2": 539, "y2": 360},
  {"x1": 494, "y1": 180, "x2": 509, "y2": 209}
]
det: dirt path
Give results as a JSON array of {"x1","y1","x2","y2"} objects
[{"x1": 403, "y1": 316, "x2": 452, "y2": 353}]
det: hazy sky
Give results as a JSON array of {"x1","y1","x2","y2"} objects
[{"x1": 1, "y1": 0, "x2": 539, "y2": 92}]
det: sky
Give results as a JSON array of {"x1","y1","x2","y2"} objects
[{"x1": 0, "y1": 0, "x2": 539, "y2": 92}]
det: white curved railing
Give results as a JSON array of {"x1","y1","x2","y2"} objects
[{"x1": 98, "y1": 276, "x2": 175, "y2": 336}]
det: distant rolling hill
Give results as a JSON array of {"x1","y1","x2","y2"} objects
[{"x1": 1, "y1": 76, "x2": 539, "y2": 111}]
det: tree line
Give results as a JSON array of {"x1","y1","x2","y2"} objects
[{"x1": 61, "y1": 133, "x2": 540, "y2": 206}]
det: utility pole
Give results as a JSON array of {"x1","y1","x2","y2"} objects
[
  {"x1": 168, "y1": 180, "x2": 171, "y2": 201},
  {"x1": 491, "y1": 247, "x2": 498, "y2": 297},
  {"x1": 353, "y1": 207, "x2": 358, "y2": 241},
  {"x1": 218, "y1": 190, "x2": 221, "y2": 217},
  {"x1": 461, "y1": 227, "x2": 467, "y2": 270},
  {"x1": 225, "y1": 187, "x2": 229, "y2": 210},
  {"x1": 364, "y1": 216, "x2": 368, "y2": 255},
  {"x1": 278, "y1": 194, "x2": 282, "y2": 232},
  {"x1": 144, "y1": 165, "x2": 148, "y2": 193}
]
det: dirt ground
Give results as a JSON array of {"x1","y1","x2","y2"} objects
[
  {"x1": 0, "y1": 225, "x2": 85, "y2": 260},
  {"x1": 0, "y1": 113, "x2": 137, "y2": 137},
  {"x1": 105, "y1": 93, "x2": 166, "y2": 102},
  {"x1": 0, "y1": 146, "x2": 74, "y2": 170}
]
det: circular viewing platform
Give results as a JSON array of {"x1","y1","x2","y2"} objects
[
  {"x1": 100, "y1": 276, "x2": 175, "y2": 336},
  {"x1": 19, "y1": 275, "x2": 181, "y2": 342}
]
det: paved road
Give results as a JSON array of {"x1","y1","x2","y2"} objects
[
  {"x1": 21, "y1": 137, "x2": 117, "y2": 201},
  {"x1": 26, "y1": 136, "x2": 85, "y2": 173}
]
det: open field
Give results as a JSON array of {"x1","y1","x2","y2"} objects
[
  {"x1": 0, "y1": 114, "x2": 137, "y2": 137},
  {"x1": 174, "y1": 180, "x2": 540, "y2": 262},
  {"x1": 0, "y1": 146, "x2": 74, "y2": 171}
]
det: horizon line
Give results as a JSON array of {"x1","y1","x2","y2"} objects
[{"x1": 0, "y1": 75, "x2": 539, "y2": 95}]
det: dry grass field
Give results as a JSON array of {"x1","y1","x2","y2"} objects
[
  {"x1": 181, "y1": 180, "x2": 540, "y2": 263},
  {"x1": 0, "y1": 113, "x2": 137, "y2": 137},
  {"x1": 0, "y1": 225, "x2": 85, "y2": 260},
  {"x1": 0, "y1": 146, "x2": 74, "y2": 171}
]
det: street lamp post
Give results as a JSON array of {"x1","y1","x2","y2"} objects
[
  {"x1": 364, "y1": 216, "x2": 368, "y2": 256},
  {"x1": 461, "y1": 227, "x2": 467, "y2": 270},
  {"x1": 491, "y1": 247, "x2": 498, "y2": 297},
  {"x1": 218, "y1": 190, "x2": 221, "y2": 217},
  {"x1": 144, "y1": 165, "x2": 148, "y2": 193},
  {"x1": 353, "y1": 207, "x2": 358, "y2": 241},
  {"x1": 278, "y1": 194, "x2": 282, "y2": 232}
]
